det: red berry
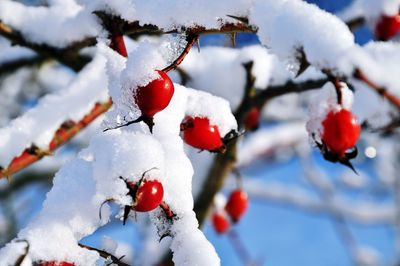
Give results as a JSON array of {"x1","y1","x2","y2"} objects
[
  {"x1": 375, "y1": 13, "x2": 400, "y2": 41},
  {"x1": 135, "y1": 71, "x2": 174, "y2": 118},
  {"x1": 244, "y1": 107, "x2": 260, "y2": 131},
  {"x1": 322, "y1": 109, "x2": 360, "y2": 157},
  {"x1": 225, "y1": 190, "x2": 248, "y2": 222},
  {"x1": 181, "y1": 116, "x2": 224, "y2": 151},
  {"x1": 130, "y1": 180, "x2": 164, "y2": 212},
  {"x1": 37, "y1": 262, "x2": 74, "y2": 266},
  {"x1": 212, "y1": 212, "x2": 230, "y2": 234}
]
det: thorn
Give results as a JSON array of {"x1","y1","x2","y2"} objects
[
  {"x1": 226, "y1": 15, "x2": 249, "y2": 24},
  {"x1": 103, "y1": 116, "x2": 143, "y2": 132},
  {"x1": 196, "y1": 38, "x2": 201, "y2": 53},
  {"x1": 229, "y1": 32, "x2": 236, "y2": 47},
  {"x1": 123, "y1": 205, "x2": 131, "y2": 225},
  {"x1": 295, "y1": 48, "x2": 310, "y2": 78}
]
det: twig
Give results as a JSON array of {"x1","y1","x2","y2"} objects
[
  {"x1": 346, "y1": 17, "x2": 366, "y2": 32},
  {"x1": 78, "y1": 243, "x2": 130, "y2": 266},
  {"x1": 0, "y1": 99, "x2": 112, "y2": 179},
  {"x1": 354, "y1": 69, "x2": 400, "y2": 110},
  {"x1": 0, "y1": 56, "x2": 45, "y2": 76},
  {"x1": 162, "y1": 33, "x2": 199, "y2": 73},
  {"x1": 0, "y1": 22, "x2": 94, "y2": 71}
]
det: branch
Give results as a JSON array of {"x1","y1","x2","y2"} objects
[
  {"x1": 0, "y1": 56, "x2": 45, "y2": 76},
  {"x1": 0, "y1": 171, "x2": 54, "y2": 199},
  {"x1": 162, "y1": 33, "x2": 199, "y2": 73},
  {"x1": 353, "y1": 68, "x2": 400, "y2": 110},
  {"x1": 194, "y1": 62, "x2": 256, "y2": 225},
  {"x1": 253, "y1": 78, "x2": 328, "y2": 108},
  {"x1": 0, "y1": 99, "x2": 112, "y2": 180},
  {"x1": 78, "y1": 243, "x2": 130, "y2": 266},
  {"x1": 0, "y1": 22, "x2": 94, "y2": 71},
  {"x1": 346, "y1": 17, "x2": 365, "y2": 32},
  {"x1": 194, "y1": 72, "x2": 327, "y2": 226}
]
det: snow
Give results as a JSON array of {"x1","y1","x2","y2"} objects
[
  {"x1": 185, "y1": 89, "x2": 237, "y2": 137},
  {"x1": 85, "y1": 0, "x2": 251, "y2": 31},
  {"x1": 241, "y1": 179, "x2": 395, "y2": 224},
  {"x1": 237, "y1": 122, "x2": 308, "y2": 168},
  {"x1": 0, "y1": 54, "x2": 109, "y2": 168},
  {"x1": 339, "y1": 0, "x2": 400, "y2": 21},
  {"x1": 10, "y1": 158, "x2": 101, "y2": 265},
  {"x1": 0, "y1": 40, "x2": 36, "y2": 65},
  {"x1": 354, "y1": 246, "x2": 381, "y2": 266},
  {"x1": 0, "y1": 0, "x2": 100, "y2": 48},
  {"x1": 349, "y1": 42, "x2": 400, "y2": 99},
  {"x1": 251, "y1": 0, "x2": 355, "y2": 70},
  {"x1": 90, "y1": 131, "x2": 165, "y2": 207},
  {"x1": 177, "y1": 45, "x2": 277, "y2": 110}
]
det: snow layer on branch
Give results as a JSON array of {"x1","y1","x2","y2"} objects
[
  {"x1": 178, "y1": 45, "x2": 281, "y2": 110},
  {"x1": 339, "y1": 0, "x2": 400, "y2": 21},
  {"x1": 185, "y1": 89, "x2": 237, "y2": 137},
  {"x1": 240, "y1": 179, "x2": 395, "y2": 224},
  {"x1": 13, "y1": 158, "x2": 101, "y2": 265},
  {"x1": 250, "y1": 0, "x2": 355, "y2": 70},
  {"x1": 0, "y1": 0, "x2": 100, "y2": 47},
  {"x1": 0, "y1": 54, "x2": 109, "y2": 168},
  {"x1": 0, "y1": 39, "x2": 36, "y2": 65},
  {"x1": 237, "y1": 122, "x2": 308, "y2": 168},
  {"x1": 89, "y1": 131, "x2": 165, "y2": 206},
  {"x1": 99, "y1": 36, "x2": 228, "y2": 264},
  {"x1": 170, "y1": 216, "x2": 220, "y2": 265},
  {"x1": 87, "y1": 0, "x2": 251, "y2": 30},
  {"x1": 347, "y1": 42, "x2": 400, "y2": 98}
]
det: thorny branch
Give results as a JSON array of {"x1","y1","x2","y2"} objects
[
  {"x1": 353, "y1": 68, "x2": 400, "y2": 110},
  {"x1": 0, "y1": 22, "x2": 94, "y2": 72},
  {"x1": 0, "y1": 100, "x2": 112, "y2": 180},
  {"x1": 78, "y1": 243, "x2": 130, "y2": 266}
]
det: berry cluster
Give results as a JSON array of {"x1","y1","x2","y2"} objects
[{"x1": 212, "y1": 189, "x2": 249, "y2": 234}]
